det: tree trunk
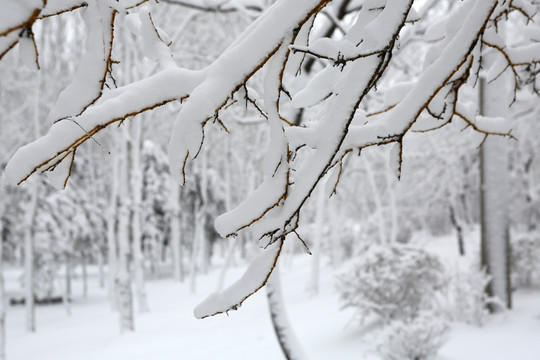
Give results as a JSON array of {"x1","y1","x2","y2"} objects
[
  {"x1": 82, "y1": 252, "x2": 88, "y2": 298},
  {"x1": 90, "y1": 144, "x2": 105, "y2": 290},
  {"x1": 310, "y1": 181, "x2": 326, "y2": 295},
  {"x1": 449, "y1": 204, "x2": 465, "y2": 256},
  {"x1": 130, "y1": 120, "x2": 149, "y2": 313},
  {"x1": 216, "y1": 137, "x2": 236, "y2": 290},
  {"x1": 107, "y1": 149, "x2": 119, "y2": 309},
  {"x1": 169, "y1": 178, "x2": 183, "y2": 282},
  {"x1": 64, "y1": 251, "x2": 72, "y2": 315},
  {"x1": 386, "y1": 168, "x2": 398, "y2": 244},
  {"x1": 479, "y1": 76, "x2": 512, "y2": 311},
  {"x1": 24, "y1": 182, "x2": 39, "y2": 332},
  {"x1": 216, "y1": 239, "x2": 236, "y2": 291},
  {"x1": 98, "y1": 250, "x2": 105, "y2": 289},
  {"x1": 198, "y1": 151, "x2": 210, "y2": 275},
  {"x1": 364, "y1": 155, "x2": 387, "y2": 243},
  {"x1": 267, "y1": 265, "x2": 307, "y2": 360},
  {"x1": 23, "y1": 59, "x2": 42, "y2": 333},
  {"x1": 189, "y1": 210, "x2": 202, "y2": 294},
  {"x1": 0, "y1": 217, "x2": 6, "y2": 360},
  {"x1": 117, "y1": 202, "x2": 134, "y2": 331},
  {"x1": 117, "y1": 134, "x2": 135, "y2": 331}
]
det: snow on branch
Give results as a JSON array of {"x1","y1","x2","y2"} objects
[
  {"x1": 47, "y1": 0, "x2": 117, "y2": 122},
  {"x1": 216, "y1": 0, "x2": 416, "y2": 242},
  {"x1": 194, "y1": 239, "x2": 283, "y2": 318},
  {"x1": 168, "y1": 0, "x2": 332, "y2": 183},
  {"x1": 0, "y1": 0, "x2": 150, "y2": 62},
  {"x1": 3, "y1": 0, "x2": 540, "y2": 318},
  {"x1": 4, "y1": 67, "x2": 204, "y2": 188}
]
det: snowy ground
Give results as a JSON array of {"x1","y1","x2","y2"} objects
[{"x1": 5, "y1": 237, "x2": 540, "y2": 360}]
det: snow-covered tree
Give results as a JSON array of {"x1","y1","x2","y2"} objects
[{"x1": 3, "y1": 0, "x2": 540, "y2": 321}]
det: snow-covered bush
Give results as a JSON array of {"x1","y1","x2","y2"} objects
[
  {"x1": 437, "y1": 265, "x2": 500, "y2": 326},
  {"x1": 511, "y1": 233, "x2": 540, "y2": 288},
  {"x1": 337, "y1": 244, "x2": 445, "y2": 323},
  {"x1": 374, "y1": 312, "x2": 449, "y2": 360}
]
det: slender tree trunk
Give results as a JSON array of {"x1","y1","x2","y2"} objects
[
  {"x1": 98, "y1": 250, "x2": 105, "y2": 289},
  {"x1": 82, "y1": 252, "x2": 88, "y2": 298},
  {"x1": 117, "y1": 205, "x2": 134, "y2": 331},
  {"x1": 364, "y1": 156, "x2": 387, "y2": 243},
  {"x1": 117, "y1": 133, "x2": 134, "y2": 331},
  {"x1": 107, "y1": 149, "x2": 119, "y2": 309},
  {"x1": 449, "y1": 204, "x2": 465, "y2": 256},
  {"x1": 329, "y1": 202, "x2": 342, "y2": 266},
  {"x1": 310, "y1": 181, "x2": 326, "y2": 295},
  {"x1": 169, "y1": 178, "x2": 183, "y2": 282},
  {"x1": 90, "y1": 144, "x2": 106, "y2": 290},
  {"x1": 23, "y1": 59, "x2": 43, "y2": 332},
  {"x1": 267, "y1": 265, "x2": 307, "y2": 360},
  {"x1": 64, "y1": 250, "x2": 72, "y2": 315},
  {"x1": 24, "y1": 181, "x2": 39, "y2": 332},
  {"x1": 189, "y1": 210, "x2": 202, "y2": 294},
  {"x1": 199, "y1": 151, "x2": 210, "y2": 275},
  {"x1": 130, "y1": 121, "x2": 149, "y2": 313},
  {"x1": 479, "y1": 76, "x2": 512, "y2": 311},
  {"x1": 0, "y1": 218, "x2": 6, "y2": 360},
  {"x1": 386, "y1": 169, "x2": 398, "y2": 243},
  {"x1": 216, "y1": 239, "x2": 236, "y2": 291},
  {"x1": 216, "y1": 139, "x2": 236, "y2": 290}
]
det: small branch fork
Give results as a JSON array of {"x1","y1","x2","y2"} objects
[
  {"x1": 493, "y1": 0, "x2": 536, "y2": 26},
  {"x1": 289, "y1": 45, "x2": 384, "y2": 69},
  {"x1": 0, "y1": 1, "x2": 86, "y2": 62},
  {"x1": 482, "y1": 40, "x2": 540, "y2": 102}
]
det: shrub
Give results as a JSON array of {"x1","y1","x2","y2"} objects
[
  {"x1": 374, "y1": 312, "x2": 449, "y2": 360},
  {"x1": 337, "y1": 243, "x2": 445, "y2": 323},
  {"x1": 511, "y1": 233, "x2": 540, "y2": 288},
  {"x1": 436, "y1": 265, "x2": 497, "y2": 326}
]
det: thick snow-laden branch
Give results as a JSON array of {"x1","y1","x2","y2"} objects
[
  {"x1": 337, "y1": 1, "x2": 500, "y2": 156},
  {"x1": 207, "y1": 0, "x2": 506, "y2": 315},
  {"x1": 4, "y1": 0, "x2": 328, "y2": 187},
  {"x1": 168, "y1": 0, "x2": 331, "y2": 182},
  {"x1": 4, "y1": 67, "x2": 204, "y2": 188},
  {"x1": 215, "y1": 0, "x2": 415, "y2": 242},
  {"x1": 194, "y1": 239, "x2": 283, "y2": 318}
]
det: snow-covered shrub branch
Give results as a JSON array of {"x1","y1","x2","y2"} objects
[{"x1": 3, "y1": 0, "x2": 540, "y2": 318}]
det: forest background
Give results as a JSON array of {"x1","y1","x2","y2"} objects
[{"x1": 1, "y1": 0, "x2": 540, "y2": 359}]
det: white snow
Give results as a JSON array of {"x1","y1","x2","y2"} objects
[{"x1": 5, "y1": 239, "x2": 540, "y2": 360}]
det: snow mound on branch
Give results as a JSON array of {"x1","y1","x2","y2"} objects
[{"x1": 194, "y1": 241, "x2": 281, "y2": 318}]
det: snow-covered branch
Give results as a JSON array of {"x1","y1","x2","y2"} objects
[{"x1": 3, "y1": 0, "x2": 540, "y2": 319}]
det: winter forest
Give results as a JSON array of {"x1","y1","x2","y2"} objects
[{"x1": 1, "y1": 0, "x2": 540, "y2": 359}]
